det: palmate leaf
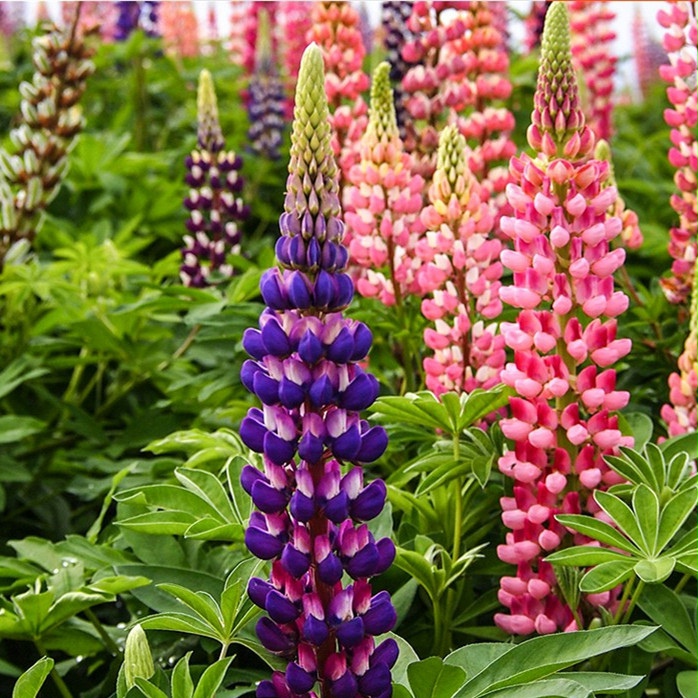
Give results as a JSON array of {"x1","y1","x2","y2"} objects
[{"x1": 407, "y1": 658, "x2": 466, "y2": 698}]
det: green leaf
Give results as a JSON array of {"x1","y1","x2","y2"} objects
[
  {"x1": 156, "y1": 584, "x2": 223, "y2": 632},
  {"x1": 677, "y1": 671, "x2": 698, "y2": 698},
  {"x1": 634, "y1": 557, "x2": 676, "y2": 584},
  {"x1": 193, "y1": 657, "x2": 234, "y2": 698},
  {"x1": 618, "y1": 413, "x2": 653, "y2": 451},
  {"x1": 660, "y1": 433, "x2": 698, "y2": 463},
  {"x1": 579, "y1": 559, "x2": 636, "y2": 593},
  {"x1": 133, "y1": 677, "x2": 169, "y2": 698},
  {"x1": 480, "y1": 678, "x2": 592, "y2": 698},
  {"x1": 637, "y1": 584, "x2": 697, "y2": 656},
  {"x1": 0, "y1": 416, "x2": 46, "y2": 444},
  {"x1": 454, "y1": 625, "x2": 656, "y2": 697},
  {"x1": 545, "y1": 546, "x2": 631, "y2": 567},
  {"x1": 171, "y1": 654, "x2": 194, "y2": 698},
  {"x1": 139, "y1": 612, "x2": 219, "y2": 639},
  {"x1": 593, "y1": 491, "x2": 645, "y2": 552},
  {"x1": 656, "y1": 489, "x2": 697, "y2": 552},
  {"x1": 632, "y1": 485, "x2": 660, "y2": 556},
  {"x1": 116, "y1": 511, "x2": 198, "y2": 536},
  {"x1": 393, "y1": 548, "x2": 441, "y2": 603},
  {"x1": 555, "y1": 672, "x2": 643, "y2": 694},
  {"x1": 445, "y1": 643, "x2": 513, "y2": 677},
  {"x1": 554, "y1": 515, "x2": 638, "y2": 553},
  {"x1": 12, "y1": 657, "x2": 54, "y2": 698},
  {"x1": 175, "y1": 468, "x2": 237, "y2": 524},
  {"x1": 387, "y1": 632, "x2": 420, "y2": 688},
  {"x1": 457, "y1": 386, "x2": 513, "y2": 432},
  {"x1": 407, "y1": 657, "x2": 466, "y2": 698}
]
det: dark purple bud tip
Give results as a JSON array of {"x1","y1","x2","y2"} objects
[
  {"x1": 309, "y1": 374, "x2": 334, "y2": 408},
  {"x1": 373, "y1": 638, "x2": 399, "y2": 669},
  {"x1": 336, "y1": 616, "x2": 365, "y2": 648},
  {"x1": 363, "y1": 592, "x2": 397, "y2": 635},
  {"x1": 262, "y1": 319, "x2": 292, "y2": 357},
  {"x1": 266, "y1": 589, "x2": 300, "y2": 624},
  {"x1": 346, "y1": 544, "x2": 380, "y2": 579},
  {"x1": 313, "y1": 269, "x2": 335, "y2": 308},
  {"x1": 333, "y1": 424, "x2": 362, "y2": 461},
  {"x1": 374, "y1": 537, "x2": 396, "y2": 575},
  {"x1": 357, "y1": 426, "x2": 389, "y2": 463},
  {"x1": 256, "y1": 617, "x2": 295, "y2": 654},
  {"x1": 278, "y1": 377, "x2": 306, "y2": 409},
  {"x1": 243, "y1": 329, "x2": 267, "y2": 360},
  {"x1": 318, "y1": 552, "x2": 344, "y2": 585},
  {"x1": 263, "y1": 431, "x2": 297, "y2": 466},
  {"x1": 324, "y1": 491, "x2": 350, "y2": 524},
  {"x1": 298, "y1": 330, "x2": 324, "y2": 364},
  {"x1": 240, "y1": 414, "x2": 266, "y2": 453},
  {"x1": 245, "y1": 526, "x2": 284, "y2": 560},
  {"x1": 332, "y1": 671, "x2": 359, "y2": 698},
  {"x1": 340, "y1": 373, "x2": 379, "y2": 411},
  {"x1": 241, "y1": 360, "x2": 261, "y2": 393},
  {"x1": 255, "y1": 680, "x2": 277, "y2": 698},
  {"x1": 298, "y1": 431, "x2": 325, "y2": 464},
  {"x1": 286, "y1": 662, "x2": 316, "y2": 694},
  {"x1": 247, "y1": 576, "x2": 272, "y2": 608},
  {"x1": 359, "y1": 663, "x2": 392, "y2": 697},
  {"x1": 289, "y1": 271, "x2": 312, "y2": 309},
  {"x1": 240, "y1": 465, "x2": 265, "y2": 496},
  {"x1": 302, "y1": 614, "x2": 329, "y2": 645},
  {"x1": 251, "y1": 480, "x2": 289, "y2": 514},
  {"x1": 289, "y1": 490, "x2": 316, "y2": 522},
  {"x1": 254, "y1": 372, "x2": 280, "y2": 405},
  {"x1": 351, "y1": 479, "x2": 387, "y2": 521},
  {"x1": 260, "y1": 270, "x2": 289, "y2": 309},
  {"x1": 326, "y1": 326, "x2": 355, "y2": 363},
  {"x1": 281, "y1": 543, "x2": 310, "y2": 578},
  {"x1": 350, "y1": 323, "x2": 373, "y2": 361}
]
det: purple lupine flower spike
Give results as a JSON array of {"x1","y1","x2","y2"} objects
[
  {"x1": 180, "y1": 70, "x2": 247, "y2": 288},
  {"x1": 247, "y1": 9, "x2": 286, "y2": 160},
  {"x1": 241, "y1": 43, "x2": 397, "y2": 698},
  {"x1": 140, "y1": 1, "x2": 159, "y2": 37},
  {"x1": 114, "y1": 1, "x2": 141, "y2": 41}
]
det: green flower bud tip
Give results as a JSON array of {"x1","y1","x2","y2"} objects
[
  {"x1": 437, "y1": 124, "x2": 467, "y2": 188},
  {"x1": 197, "y1": 69, "x2": 224, "y2": 151},
  {"x1": 123, "y1": 624, "x2": 155, "y2": 689},
  {"x1": 594, "y1": 139, "x2": 616, "y2": 184},
  {"x1": 368, "y1": 62, "x2": 399, "y2": 143}
]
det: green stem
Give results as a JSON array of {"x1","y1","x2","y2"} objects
[
  {"x1": 612, "y1": 576, "x2": 636, "y2": 625},
  {"x1": 133, "y1": 50, "x2": 148, "y2": 151},
  {"x1": 218, "y1": 641, "x2": 230, "y2": 661},
  {"x1": 452, "y1": 436, "x2": 462, "y2": 561},
  {"x1": 84, "y1": 608, "x2": 122, "y2": 657},
  {"x1": 621, "y1": 579, "x2": 645, "y2": 624},
  {"x1": 674, "y1": 574, "x2": 690, "y2": 594},
  {"x1": 33, "y1": 640, "x2": 73, "y2": 698}
]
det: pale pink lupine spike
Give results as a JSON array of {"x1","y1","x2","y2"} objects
[
  {"x1": 657, "y1": 1, "x2": 697, "y2": 305},
  {"x1": 569, "y1": 1, "x2": 618, "y2": 142},
  {"x1": 496, "y1": 1, "x2": 633, "y2": 636},
  {"x1": 228, "y1": 0, "x2": 247, "y2": 67},
  {"x1": 160, "y1": 1, "x2": 199, "y2": 58},
  {"x1": 344, "y1": 62, "x2": 424, "y2": 307}
]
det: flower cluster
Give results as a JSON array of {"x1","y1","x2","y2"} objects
[
  {"x1": 0, "y1": 14, "x2": 94, "y2": 265},
  {"x1": 308, "y1": 1, "x2": 369, "y2": 179},
  {"x1": 180, "y1": 70, "x2": 247, "y2": 288},
  {"x1": 228, "y1": 0, "x2": 247, "y2": 67},
  {"x1": 247, "y1": 10, "x2": 286, "y2": 161},
  {"x1": 160, "y1": 1, "x2": 198, "y2": 58},
  {"x1": 60, "y1": 2, "x2": 117, "y2": 40},
  {"x1": 495, "y1": 2, "x2": 633, "y2": 635},
  {"x1": 417, "y1": 124, "x2": 505, "y2": 396},
  {"x1": 524, "y1": 1, "x2": 550, "y2": 54},
  {"x1": 657, "y1": 1, "x2": 697, "y2": 305},
  {"x1": 662, "y1": 284, "x2": 697, "y2": 437},
  {"x1": 380, "y1": 1, "x2": 415, "y2": 135},
  {"x1": 240, "y1": 44, "x2": 397, "y2": 698},
  {"x1": 569, "y1": 1, "x2": 617, "y2": 141},
  {"x1": 447, "y1": 1, "x2": 516, "y2": 209},
  {"x1": 114, "y1": 1, "x2": 141, "y2": 41},
  {"x1": 632, "y1": 6, "x2": 667, "y2": 101},
  {"x1": 278, "y1": 2, "x2": 314, "y2": 99},
  {"x1": 344, "y1": 62, "x2": 425, "y2": 307}
]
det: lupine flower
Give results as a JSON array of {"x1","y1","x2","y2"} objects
[
  {"x1": 344, "y1": 62, "x2": 425, "y2": 307},
  {"x1": 657, "y1": 1, "x2": 697, "y2": 305},
  {"x1": 524, "y1": 1, "x2": 550, "y2": 55},
  {"x1": 243, "y1": 2, "x2": 281, "y2": 76},
  {"x1": 0, "y1": 12, "x2": 94, "y2": 265},
  {"x1": 416, "y1": 124, "x2": 505, "y2": 396},
  {"x1": 160, "y1": 1, "x2": 199, "y2": 58},
  {"x1": 357, "y1": 1, "x2": 374, "y2": 56},
  {"x1": 568, "y1": 1, "x2": 617, "y2": 141},
  {"x1": 662, "y1": 283, "x2": 697, "y2": 437},
  {"x1": 495, "y1": 1, "x2": 633, "y2": 636},
  {"x1": 180, "y1": 70, "x2": 247, "y2": 287},
  {"x1": 380, "y1": 1, "x2": 415, "y2": 135},
  {"x1": 228, "y1": 0, "x2": 247, "y2": 68},
  {"x1": 60, "y1": 2, "x2": 117, "y2": 40},
  {"x1": 114, "y1": 1, "x2": 141, "y2": 41},
  {"x1": 308, "y1": 1, "x2": 370, "y2": 180},
  {"x1": 240, "y1": 44, "x2": 397, "y2": 698},
  {"x1": 278, "y1": 2, "x2": 314, "y2": 104},
  {"x1": 140, "y1": 1, "x2": 159, "y2": 38},
  {"x1": 247, "y1": 10, "x2": 286, "y2": 160},
  {"x1": 400, "y1": 1, "x2": 515, "y2": 194},
  {"x1": 632, "y1": 6, "x2": 667, "y2": 101}
]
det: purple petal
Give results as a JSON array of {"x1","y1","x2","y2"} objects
[
  {"x1": 240, "y1": 360, "x2": 260, "y2": 393},
  {"x1": 247, "y1": 577, "x2": 272, "y2": 608},
  {"x1": 309, "y1": 374, "x2": 334, "y2": 408},
  {"x1": 350, "y1": 323, "x2": 373, "y2": 361},
  {"x1": 335, "y1": 273, "x2": 354, "y2": 308},
  {"x1": 324, "y1": 491, "x2": 350, "y2": 524},
  {"x1": 240, "y1": 465, "x2": 265, "y2": 496},
  {"x1": 298, "y1": 330, "x2": 323, "y2": 364},
  {"x1": 298, "y1": 431, "x2": 324, "y2": 463},
  {"x1": 240, "y1": 415, "x2": 266, "y2": 453},
  {"x1": 278, "y1": 378, "x2": 305, "y2": 409},
  {"x1": 245, "y1": 527, "x2": 283, "y2": 560},
  {"x1": 251, "y1": 480, "x2": 288, "y2": 514},
  {"x1": 242, "y1": 329, "x2": 266, "y2": 360},
  {"x1": 346, "y1": 544, "x2": 380, "y2": 579},
  {"x1": 301, "y1": 614, "x2": 328, "y2": 645},
  {"x1": 253, "y1": 372, "x2": 280, "y2": 405},
  {"x1": 288, "y1": 271, "x2": 311, "y2": 309},
  {"x1": 356, "y1": 426, "x2": 388, "y2": 463},
  {"x1": 286, "y1": 662, "x2": 315, "y2": 694},
  {"x1": 326, "y1": 326, "x2": 354, "y2": 363},
  {"x1": 351, "y1": 479, "x2": 387, "y2": 521},
  {"x1": 358, "y1": 663, "x2": 392, "y2": 696},
  {"x1": 260, "y1": 270, "x2": 288, "y2": 309},
  {"x1": 362, "y1": 592, "x2": 396, "y2": 635},
  {"x1": 262, "y1": 319, "x2": 291, "y2": 357},
  {"x1": 372, "y1": 637, "x2": 399, "y2": 668},
  {"x1": 317, "y1": 552, "x2": 344, "y2": 585},
  {"x1": 340, "y1": 373, "x2": 379, "y2": 411},
  {"x1": 374, "y1": 537, "x2": 396, "y2": 575},
  {"x1": 280, "y1": 543, "x2": 310, "y2": 578},
  {"x1": 332, "y1": 424, "x2": 362, "y2": 461},
  {"x1": 266, "y1": 589, "x2": 300, "y2": 624},
  {"x1": 331, "y1": 671, "x2": 359, "y2": 698},
  {"x1": 336, "y1": 616, "x2": 365, "y2": 648},
  {"x1": 289, "y1": 491, "x2": 315, "y2": 522},
  {"x1": 263, "y1": 432, "x2": 296, "y2": 466},
  {"x1": 313, "y1": 269, "x2": 334, "y2": 308},
  {"x1": 256, "y1": 617, "x2": 295, "y2": 654}
]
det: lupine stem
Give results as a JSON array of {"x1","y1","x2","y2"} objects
[{"x1": 34, "y1": 640, "x2": 73, "y2": 698}]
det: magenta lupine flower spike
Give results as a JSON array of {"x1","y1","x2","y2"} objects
[
  {"x1": 495, "y1": 1, "x2": 634, "y2": 635},
  {"x1": 657, "y1": 1, "x2": 697, "y2": 305},
  {"x1": 344, "y1": 62, "x2": 425, "y2": 307},
  {"x1": 180, "y1": 70, "x2": 247, "y2": 287},
  {"x1": 662, "y1": 283, "x2": 697, "y2": 437},
  {"x1": 240, "y1": 44, "x2": 397, "y2": 698},
  {"x1": 416, "y1": 125, "x2": 505, "y2": 396}
]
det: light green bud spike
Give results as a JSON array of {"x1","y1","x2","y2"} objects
[
  {"x1": 123, "y1": 624, "x2": 155, "y2": 689},
  {"x1": 286, "y1": 43, "x2": 340, "y2": 217},
  {"x1": 197, "y1": 69, "x2": 224, "y2": 151},
  {"x1": 367, "y1": 62, "x2": 399, "y2": 143},
  {"x1": 437, "y1": 125, "x2": 468, "y2": 191},
  {"x1": 594, "y1": 139, "x2": 616, "y2": 185}
]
